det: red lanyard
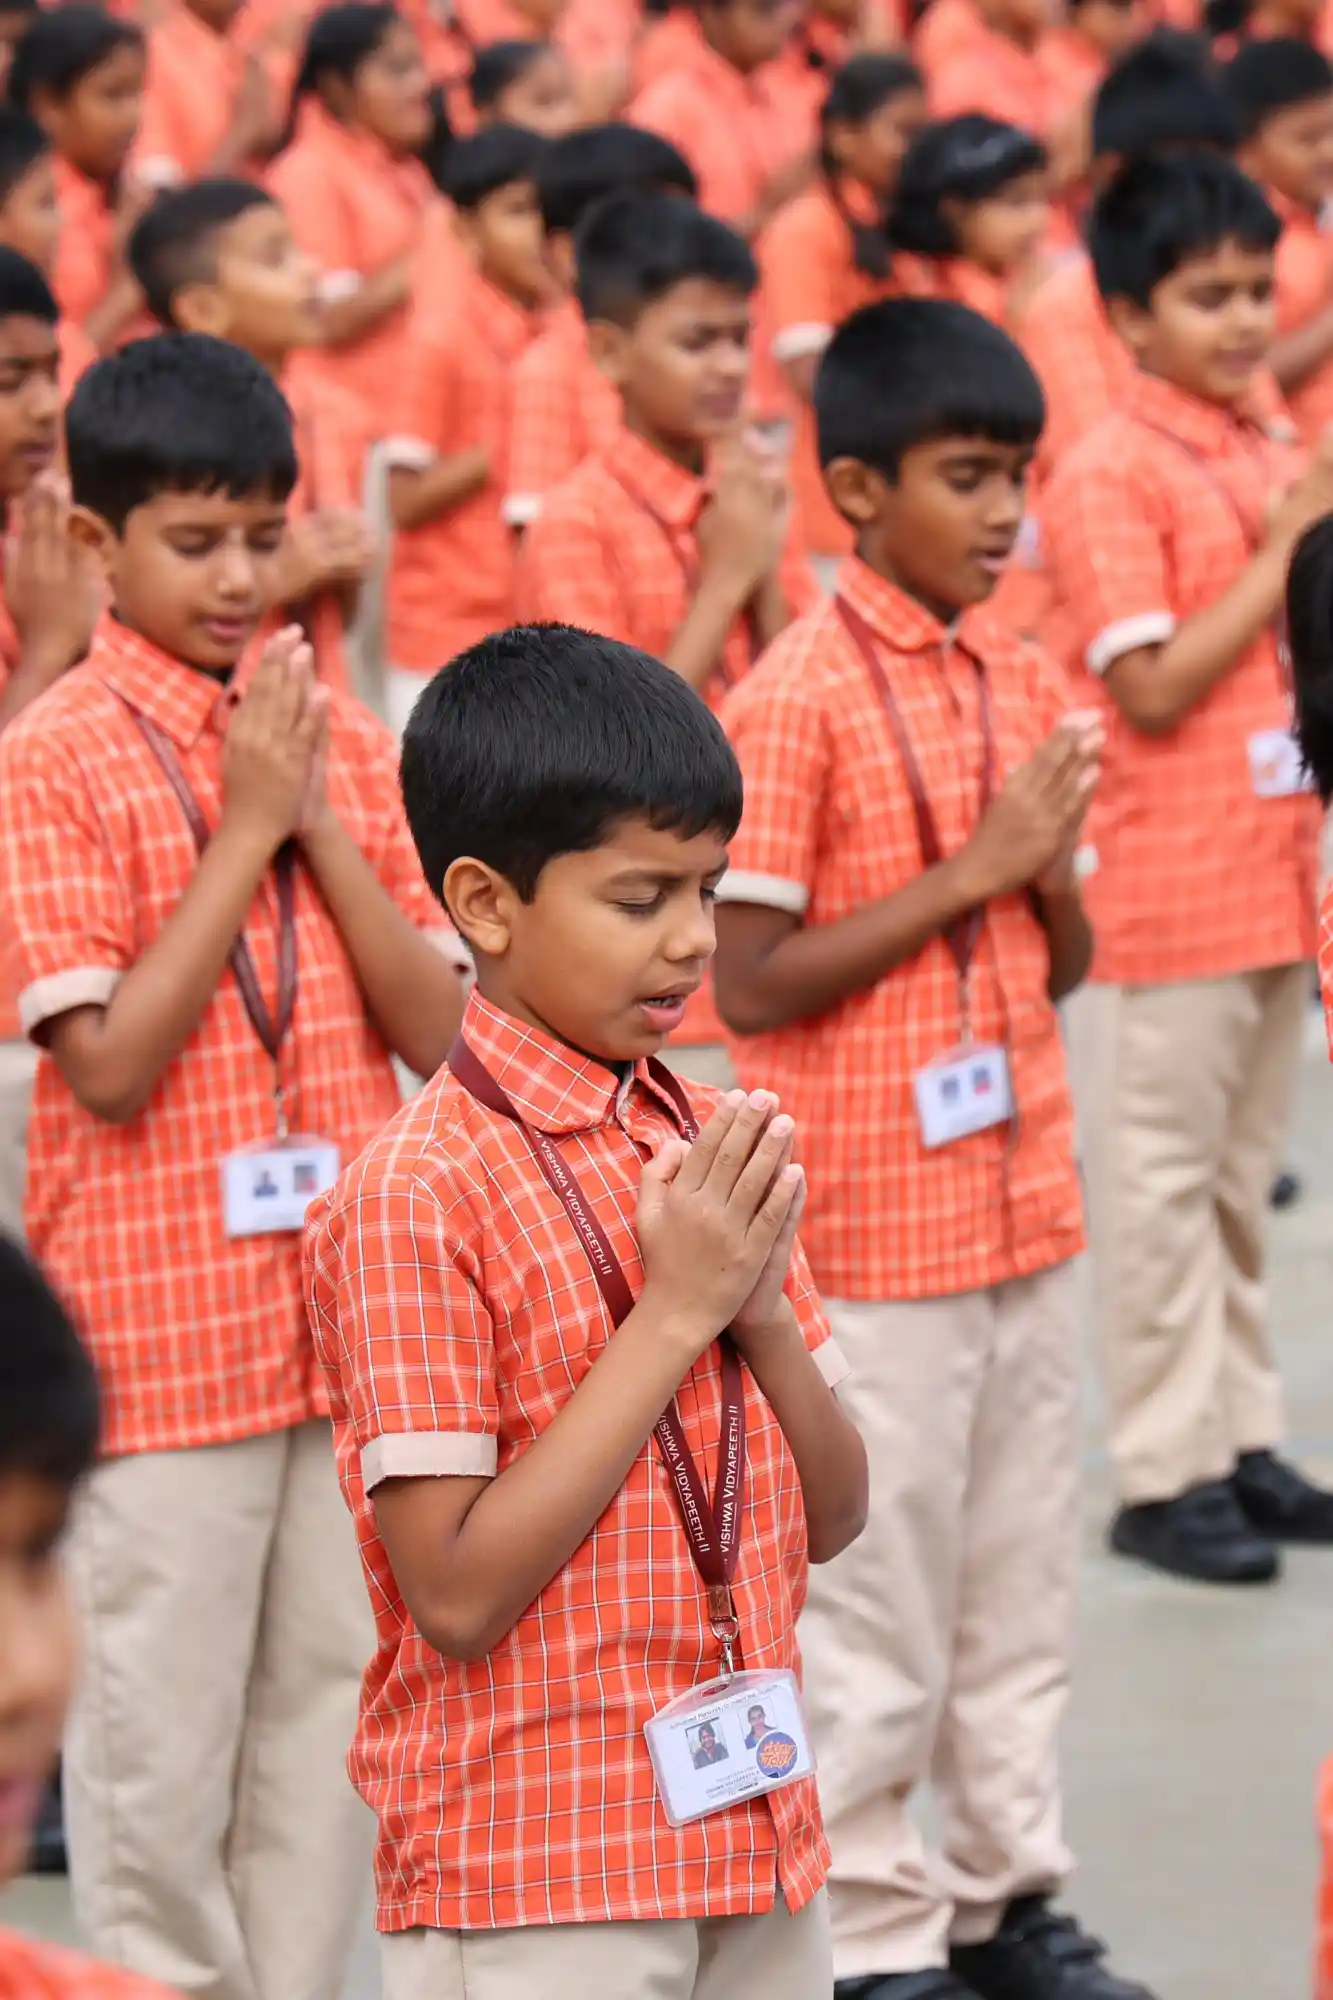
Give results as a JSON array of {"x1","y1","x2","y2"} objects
[
  {"x1": 125, "y1": 705, "x2": 298, "y2": 1125},
  {"x1": 608, "y1": 469, "x2": 753, "y2": 687},
  {"x1": 835, "y1": 595, "x2": 994, "y2": 995},
  {"x1": 447, "y1": 1035, "x2": 747, "y2": 1669}
]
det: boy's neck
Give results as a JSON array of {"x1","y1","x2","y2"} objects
[
  {"x1": 477, "y1": 260, "x2": 541, "y2": 313},
  {"x1": 1136, "y1": 357, "x2": 1248, "y2": 415},
  {"x1": 622, "y1": 408, "x2": 706, "y2": 477},
  {"x1": 852, "y1": 536, "x2": 965, "y2": 629}
]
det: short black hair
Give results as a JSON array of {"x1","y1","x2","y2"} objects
[
  {"x1": 819, "y1": 53, "x2": 923, "y2": 278},
  {"x1": 128, "y1": 178, "x2": 274, "y2": 328},
  {"x1": 470, "y1": 37, "x2": 549, "y2": 110},
  {"x1": 1288, "y1": 514, "x2": 1333, "y2": 799},
  {"x1": 7, "y1": 2, "x2": 141, "y2": 109},
  {"x1": 538, "y1": 121, "x2": 695, "y2": 235},
  {"x1": 575, "y1": 191, "x2": 755, "y2": 325},
  {"x1": 437, "y1": 122, "x2": 547, "y2": 209},
  {"x1": 400, "y1": 624, "x2": 744, "y2": 904},
  {"x1": 816, "y1": 297, "x2": 1044, "y2": 477},
  {"x1": 0, "y1": 105, "x2": 49, "y2": 207},
  {"x1": 1090, "y1": 27, "x2": 1238, "y2": 161},
  {"x1": 291, "y1": 0, "x2": 396, "y2": 102},
  {"x1": 67, "y1": 331, "x2": 297, "y2": 532},
  {"x1": 0, "y1": 1235, "x2": 99, "y2": 1488},
  {"x1": 891, "y1": 115, "x2": 1048, "y2": 257},
  {"x1": 1089, "y1": 150, "x2": 1278, "y2": 307},
  {"x1": 1224, "y1": 37, "x2": 1333, "y2": 140},
  {"x1": 0, "y1": 242, "x2": 56, "y2": 323}
]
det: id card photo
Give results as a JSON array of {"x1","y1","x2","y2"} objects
[{"x1": 643, "y1": 1668, "x2": 814, "y2": 1828}]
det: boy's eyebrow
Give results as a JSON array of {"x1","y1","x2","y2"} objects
[{"x1": 605, "y1": 862, "x2": 729, "y2": 887}]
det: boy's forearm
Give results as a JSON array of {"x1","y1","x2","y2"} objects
[
  {"x1": 48, "y1": 818, "x2": 275, "y2": 1122},
  {"x1": 398, "y1": 1300, "x2": 714, "y2": 1660},
  {"x1": 300, "y1": 810, "x2": 464, "y2": 1077},
  {"x1": 1035, "y1": 882, "x2": 1093, "y2": 1000},
  {"x1": 665, "y1": 572, "x2": 751, "y2": 691},
  {"x1": 734, "y1": 1302, "x2": 867, "y2": 1563},
  {"x1": 387, "y1": 448, "x2": 489, "y2": 530},
  {"x1": 750, "y1": 569, "x2": 792, "y2": 653},
  {"x1": 1106, "y1": 542, "x2": 1287, "y2": 734}
]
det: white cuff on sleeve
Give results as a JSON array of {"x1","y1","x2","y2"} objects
[
  {"x1": 1086, "y1": 612, "x2": 1175, "y2": 677},
  {"x1": 715, "y1": 870, "x2": 810, "y2": 915}
]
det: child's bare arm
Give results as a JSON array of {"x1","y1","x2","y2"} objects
[
  {"x1": 387, "y1": 451, "x2": 491, "y2": 531},
  {"x1": 371, "y1": 1097, "x2": 803, "y2": 1660}
]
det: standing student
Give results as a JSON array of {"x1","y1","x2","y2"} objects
[
  {"x1": 384, "y1": 125, "x2": 548, "y2": 734},
  {"x1": 133, "y1": 0, "x2": 282, "y2": 189},
  {"x1": 759, "y1": 52, "x2": 927, "y2": 572},
  {"x1": 628, "y1": 0, "x2": 816, "y2": 236},
  {"x1": 1041, "y1": 154, "x2": 1333, "y2": 1584},
  {"x1": 8, "y1": 7, "x2": 146, "y2": 358},
  {"x1": 0, "y1": 1235, "x2": 184, "y2": 2000},
  {"x1": 306, "y1": 621, "x2": 867, "y2": 2000},
  {"x1": 268, "y1": 1, "x2": 437, "y2": 459},
  {"x1": 519, "y1": 192, "x2": 812, "y2": 1088},
  {"x1": 128, "y1": 178, "x2": 376, "y2": 693},
  {"x1": 0, "y1": 332, "x2": 465, "y2": 1998},
  {"x1": 0, "y1": 251, "x2": 99, "y2": 1245},
  {"x1": 713, "y1": 297, "x2": 1151, "y2": 2000},
  {"x1": 506, "y1": 120, "x2": 696, "y2": 523},
  {"x1": 470, "y1": 36, "x2": 579, "y2": 133},
  {"x1": 890, "y1": 114, "x2": 1054, "y2": 321},
  {"x1": 1227, "y1": 38, "x2": 1333, "y2": 444}
]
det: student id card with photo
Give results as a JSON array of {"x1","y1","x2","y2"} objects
[
  {"x1": 223, "y1": 1139, "x2": 340, "y2": 1238},
  {"x1": 643, "y1": 1668, "x2": 814, "y2": 1827},
  {"x1": 914, "y1": 1043, "x2": 1014, "y2": 1150}
]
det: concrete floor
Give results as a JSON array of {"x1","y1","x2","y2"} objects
[{"x1": 5, "y1": 1016, "x2": 1333, "y2": 2000}]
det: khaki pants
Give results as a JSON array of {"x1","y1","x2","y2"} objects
[
  {"x1": 800, "y1": 1265, "x2": 1079, "y2": 1980},
  {"x1": 380, "y1": 1891, "x2": 832, "y2": 2000},
  {"x1": 0, "y1": 1035, "x2": 36, "y2": 1240},
  {"x1": 662, "y1": 1044, "x2": 738, "y2": 1092},
  {"x1": 1070, "y1": 967, "x2": 1303, "y2": 1504},
  {"x1": 65, "y1": 1421, "x2": 374, "y2": 2000}
]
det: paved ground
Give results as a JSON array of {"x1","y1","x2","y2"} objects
[{"x1": 5, "y1": 1011, "x2": 1333, "y2": 2000}]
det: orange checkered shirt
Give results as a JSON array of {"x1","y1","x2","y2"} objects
[
  {"x1": 0, "y1": 1934, "x2": 179, "y2": 2000},
  {"x1": 1269, "y1": 187, "x2": 1333, "y2": 450},
  {"x1": 51, "y1": 159, "x2": 114, "y2": 333},
  {"x1": 516, "y1": 419, "x2": 814, "y2": 1046},
  {"x1": 1318, "y1": 1754, "x2": 1333, "y2": 2000},
  {"x1": 0, "y1": 619, "x2": 447, "y2": 1459},
  {"x1": 304, "y1": 988, "x2": 841, "y2": 1931},
  {"x1": 504, "y1": 298, "x2": 621, "y2": 526},
  {"x1": 1039, "y1": 369, "x2": 1319, "y2": 986},
  {"x1": 272, "y1": 359, "x2": 369, "y2": 695},
  {"x1": 385, "y1": 263, "x2": 538, "y2": 675},
  {"x1": 718, "y1": 555, "x2": 1085, "y2": 1302}
]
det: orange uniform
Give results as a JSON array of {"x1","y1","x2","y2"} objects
[
  {"x1": 1039, "y1": 369, "x2": 1319, "y2": 986},
  {"x1": 927, "y1": 18, "x2": 1068, "y2": 133},
  {"x1": 628, "y1": 15, "x2": 816, "y2": 226},
  {"x1": 718, "y1": 554, "x2": 1085, "y2": 1301},
  {"x1": 134, "y1": 0, "x2": 255, "y2": 187},
  {"x1": 1269, "y1": 186, "x2": 1333, "y2": 449},
  {"x1": 0, "y1": 616, "x2": 446, "y2": 1459},
  {"x1": 0, "y1": 1935, "x2": 179, "y2": 2000},
  {"x1": 51, "y1": 158, "x2": 115, "y2": 334},
  {"x1": 60, "y1": 318, "x2": 98, "y2": 394},
  {"x1": 912, "y1": 0, "x2": 984, "y2": 74},
  {"x1": 269, "y1": 360, "x2": 368, "y2": 693},
  {"x1": 1318, "y1": 1755, "x2": 1333, "y2": 2000},
  {"x1": 267, "y1": 101, "x2": 439, "y2": 456},
  {"x1": 504, "y1": 294, "x2": 620, "y2": 524},
  {"x1": 385, "y1": 263, "x2": 538, "y2": 674},
  {"x1": 304, "y1": 985, "x2": 842, "y2": 1931},
  {"x1": 456, "y1": 0, "x2": 638, "y2": 85},
  {"x1": 1041, "y1": 20, "x2": 1108, "y2": 125},
  {"x1": 758, "y1": 177, "x2": 894, "y2": 558}
]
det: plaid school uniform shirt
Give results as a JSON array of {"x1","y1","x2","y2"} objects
[
  {"x1": 1269, "y1": 186, "x2": 1333, "y2": 450},
  {"x1": 268, "y1": 359, "x2": 370, "y2": 695},
  {"x1": 1039, "y1": 369, "x2": 1319, "y2": 987},
  {"x1": 718, "y1": 556, "x2": 1085, "y2": 1303},
  {"x1": 0, "y1": 618, "x2": 450, "y2": 1459},
  {"x1": 304, "y1": 988, "x2": 844, "y2": 1931},
  {"x1": 504, "y1": 297, "x2": 621, "y2": 526},
  {"x1": 134, "y1": 0, "x2": 255, "y2": 187},
  {"x1": 0, "y1": 1934, "x2": 180, "y2": 2000}
]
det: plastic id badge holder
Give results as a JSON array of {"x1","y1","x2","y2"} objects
[
  {"x1": 1248, "y1": 727, "x2": 1311, "y2": 800},
  {"x1": 223, "y1": 1137, "x2": 341, "y2": 1239},
  {"x1": 644, "y1": 1666, "x2": 815, "y2": 1828},
  {"x1": 914, "y1": 1040, "x2": 1014, "y2": 1150}
]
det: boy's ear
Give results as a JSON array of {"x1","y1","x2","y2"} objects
[
  {"x1": 67, "y1": 504, "x2": 118, "y2": 577},
  {"x1": 586, "y1": 316, "x2": 631, "y2": 386},
  {"x1": 442, "y1": 856, "x2": 522, "y2": 959},
  {"x1": 1106, "y1": 292, "x2": 1151, "y2": 360},
  {"x1": 169, "y1": 280, "x2": 234, "y2": 342},
  {"x1": 823, "y1": 455, "x2": 890, "y2": 527}
]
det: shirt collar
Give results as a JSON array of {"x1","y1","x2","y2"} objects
[
  {"x1": 837, "y1": 553, "x2": 974, "y2": 658},
  {"x1": 459, "y1": 989, "x2": 690, "y2": 1137},
  {"x1": 460, "y1": 266, "x2": 540, "y2": 358},
  {"x1": 93, "y1": 616, "x2": 249, "y2": 750},
  {"x1": 604, "y1": 423, "x2": 706, "y2": 529},
  {"x1": 1124, "y1": 365, "x2": 1274, "y2": 454}
]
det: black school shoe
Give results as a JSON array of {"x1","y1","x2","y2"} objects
[
  {"x1": 951, "y1": 1898, "x2": 1157, "y2": 2000},
  {"x1": 1233, "y1": 1448, "x2": 1333, "y2": 1544},
  {"x1": 1108, "y1": 1477, "x2": 1280, "y2": 1584},
  {"x1": 837, "y1": 1974, "x2": 979, "y2": 2000}
]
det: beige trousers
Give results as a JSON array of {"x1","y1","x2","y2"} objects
[
  {"x1": 1070, "y1": 967, "x2": 1303, "y2": 1504},
  {"x1": 662, "y1": 1044, "x2": 738, "y2": 1092},
  {"x1": 800, "y1": 1265, "x2": 1080, "y2": 1980},
  {"x1": 64, "y1": 1421, "x2": 374, "y2": 2000},
  {"x1": 380, "y1": 1890, "x2": 832, "y2": 2000},
  {"x1": 0, "y1": 1035, "x2": 36, "y2": 1240}
]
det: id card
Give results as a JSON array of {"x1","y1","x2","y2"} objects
[
  {"x1": 222, "y1": 1138, "x2": 340, "y2": 1239},
  {"x1": 643, "y1": 1668, "x2": 814, "y2": 1828},
  {"x1": 1248, "y1": 728, "x2": 1310, "y2": 800},
  {"x1": 914, "y1": 1043, "x2": 1013, "y2": 1150}
]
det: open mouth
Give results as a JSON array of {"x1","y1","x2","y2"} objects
[{"x1": 636, "y1": 991, "x2": 695, "y2": 1032}]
